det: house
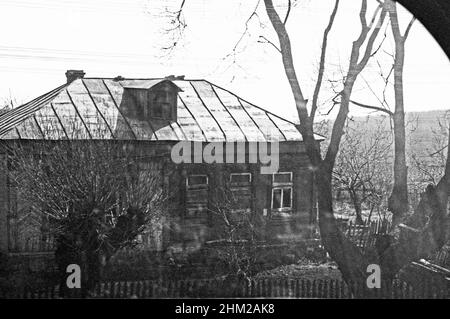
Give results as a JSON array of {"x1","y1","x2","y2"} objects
[{"x1": 0, "y1": 70, "x2": 323, "y2": 256}]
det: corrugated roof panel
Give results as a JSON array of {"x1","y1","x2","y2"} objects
[
  {"x1": 102, "y1": 79, "x2": 125, "y2": 105},
  {"x1": 177, "y1": 81, "x2": 224, "y2": 142},
  {"x1": 190, "y1": 81, "x2": 246, "y2": 141},
  {"x1": 213, "y1": 86, "x2": 266, "y2": 142},
  {"x1": 1, "y1": 128, "x2": 20, "y2": 139},
  {"x1": 267, "y1": 113, "x2": 302, "y2": 141},
  {"x1": 91, "y1": 93, "x2": 135, "y2": 140},
  {"x1": 126, "y1": 118, "x2": 157, "y2": 140},
  {"x1": 51, "y1": 100, "x2": 90, "y2": 140},
  {"x1": 102, "y1": 80, "x2": 157, "y2": 140},
  {"x1": 66, "y1": 81, "x2": 113, "y2": 139},
  {"x1": 81, "y1": 79, "x2": 108, "y2": 94},
  {"x1": 0, "y1": 84, "x2": 66, "y2": 138},
  {"x1": 176, "y1": 98, "x2": 205, "y2": 141},
  {"x1": 239, "y1": 99, "x2": 285, "y2": 142},
  {"x1": 149, "y1": 119, "x2": 179, "y2": 140},
  {"x1": 169, "y1": 121, "x2": 187, "y2": 140},
  {"x1": 82, "y1": 79, "x2": 135, "y2": 140},
  {"x1": 34, "y1": 104, "x2": 68, "y2": 139},
  {"x1": 101, "y1": 79, "x2": 137, "y2": 139},
  {"x1": 51, "y1": 89, "x2": 72, "y2": 104},
  {"x1": 15, "y1": 116, "x2": 43, "y2": 139}
]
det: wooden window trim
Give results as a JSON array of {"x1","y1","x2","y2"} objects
[
  {"x1": 148, "y1": 88, "x2": 177, "y2": 121},
  {"x1": 186, "y1": 174, "x2": 209, "y2": 188},
  {"x1": 229, "y1": 172, "x2": 252, "y2": 184},
  {"x1": 271, "y1": 186, "x2": 293, "y2": 211},
  {"x1": 272, "y1": 172, "x2": 293, "y2": 186}
]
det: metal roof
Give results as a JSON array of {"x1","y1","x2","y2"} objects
[{"x1": 0, "y1": 78, "x2": 323, "y2": 142}]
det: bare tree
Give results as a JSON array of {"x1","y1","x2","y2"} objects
[
  {"x1": 208, "y1": 185, "x2": 263, "y2": 283},
  {"x1": 5, "y1": 140, "x2": 166, "y2": 297},
  {"x1": 157, "y1": 0, "x2": 449, "y2": 295},
  {"x1": 333, "y1": 117, "x2": 393, "y2": 224},
  {"x1": 385, "y1": 0, "x2": 416, "y2": 223},
  {"x1": 262, "y1": 0, "x2": 393, "y2": 289},
  {"x1": 347, "y1": 0, "x2": 415, "y2": 224},
  {"x1": 410, "y1": 113, "x2": 449, "y2": 206}
]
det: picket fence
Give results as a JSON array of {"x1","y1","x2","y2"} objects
[
  {"x1": 4, "y1": 277, "x2": 447, "y2": 299},
  {"x1": 9, "y1": 234, "x2": 56, "y2": 253},
  {"x1": 339, "y1": 218, "x2": 391, "y2": 251}
]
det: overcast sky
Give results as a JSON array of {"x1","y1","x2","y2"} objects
[{"x1": 0, "y1": 0, "x2": 449, "y2": 123}]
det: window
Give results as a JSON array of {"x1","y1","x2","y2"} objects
[
  {"x1": 151, "y1": 89, "x2": 175, "y2": 119},
  {"x1": 186, "y1": 174, "x2": 209, "y2": 218},
  {"x1": 229, "y1": 173, "x2": 252, "y2": 213},
  {"x1": 271, "y1": 172, "x2": 293, "y2": 211},
  {"x1": 124, "y1": 80, "x2": 179, "y2": 121},
  {"x1": 273, "y1": 172, "x2": 292, "y2": 184},
  {"x1": 271, "y1": 187, "x2": 292, "y2": 210},
  {"x1": 230, "y1": 173, "x2": 252, "y2": 185},
  {"x1": 186, "y1": 175, "x2": 208, "y2": 188},
  {"x1": 149, "y1": 83, "x2": 178, "y2": 120}
]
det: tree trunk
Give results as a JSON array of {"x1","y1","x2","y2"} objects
[
  {"x1": 263, "y1": 0, "x2": 449, "y2": 295},
  {"x1": 315, "y1": 166, "x2": 375, "y2": 297},
  {"x1": 388, "y1": 41, "x2": 408, "y2": 224},
  {"x1": 349, "y1": 188, "x2": 364, "y2": 224},
  {"x1": 386, "y1": 0, "x2": 412, "y2": 224}
]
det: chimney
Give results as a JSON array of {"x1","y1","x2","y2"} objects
[
  {"x1": 165, "y1": 75, "x2": 185, "y2": 81},
  {"x1": 65, "y1": 70, "x2": 85, "y2": 83}
]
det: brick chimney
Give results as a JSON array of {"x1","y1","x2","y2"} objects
[{"x1": 65, "y1": 70, "x2": 85, "y2": 83}]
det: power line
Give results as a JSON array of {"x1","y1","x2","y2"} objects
[
  {"x1": 0, "y1": 45, "x2": 153, "y2": 59},
  {"x1": 0, "y1": 0, "x2": 147, "y2": 15}
]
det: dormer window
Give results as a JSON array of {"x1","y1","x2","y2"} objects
[
  {"x1": 150, "y1": 84, "x2": 177, "y2": 119},
  {"x1": 122, "y1": 79, "x2": 182, "y2": 121}
]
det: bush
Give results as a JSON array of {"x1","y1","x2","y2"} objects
[{"x1": 102, "y1": 240, "x2": 328, "y2": 281}]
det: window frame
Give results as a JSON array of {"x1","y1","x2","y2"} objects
[
  {"x1": 271, "y1": 186, "x2": 293, "y2": 211},
  {"x1": 186, "y1": 174, "x2": 209, "y2": 188},
  {"x1": 272, "y1": 172, "x2": 293, "y2": 185},
  {"x1": 148, "y1": 86, "x2": 177, "y2": 121},
  {"x1": 185, "y1": 174, "x2": 209, "y2": 219},
  {"x1": 229, "y1": 172, "x2": 252, "y2": 184},
  {"x1": 271, "y1": 171, "x2": 294, "y2": 212}
]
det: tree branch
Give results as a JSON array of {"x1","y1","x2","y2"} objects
[
  {"x1": 403, "y1": 16, "x2": 416, "y2": 40},
  {"x1": 350, "y1": 99, "x2": 394, "y2": 116},
  {"x1": 311, "y1": 0, "x2": 340, "y2": 121},
  {"x1": 263, "y1": 0, "x2": 309, "y2": 124},
  {"x1": 283, "y1": 0, "x2": 291, "y2": 25},
  {"x1": 258, "y1": 35, "x2": 281, "y2": 53},
  {"x1": 324, "y1": 1, "x2": 388, "y2": 170}
]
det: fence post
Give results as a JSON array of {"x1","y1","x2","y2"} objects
[
  {"x1": 293, "y1": 279, "x2": 299, "y2": 298},
  {"x1": 131, "y1": 281, "x2": 137, "y2": 298},
  {"x1": 323, "y1": 279, "x2": 329, "y2": 298}
]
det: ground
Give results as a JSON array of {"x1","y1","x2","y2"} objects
[{"x1": 254, "y1": 257, "x2": 342, "y2": 281}]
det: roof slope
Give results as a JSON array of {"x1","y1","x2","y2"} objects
[{"x1": 0, "y1": 78, "x2": 320, "y2": 142}]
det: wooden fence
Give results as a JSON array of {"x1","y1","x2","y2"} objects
[
  {"x1": 4, "y1": 277, "x2": 447, "y2": 299},
  {"x1": 338, "y1": 218, "x2": 391, "y2": 252},
  {"x1": 9, "y1": 234, "x2": 55, "y2": 253}
]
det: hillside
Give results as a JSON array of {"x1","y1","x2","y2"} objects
[{"x1": 321, "y1": 109, "x2": 450, "y2": 159}]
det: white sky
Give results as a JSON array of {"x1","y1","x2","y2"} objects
[{"x1": 0, "y1": 0, "x2": 449, "y2": 123}]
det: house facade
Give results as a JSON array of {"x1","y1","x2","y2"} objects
[{"x1": 0, "y1": 70, "x2": 323, "y2": 255}]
